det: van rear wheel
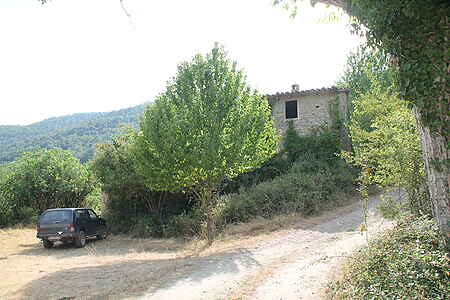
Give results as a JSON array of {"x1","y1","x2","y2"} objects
[{"x1": 75, "y1": 231, "x2": 86, "y2": 248}]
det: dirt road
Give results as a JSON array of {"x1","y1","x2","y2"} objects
[
  {"x1": 139, "y1": 194, "x2": 392, "y2": 300},
  {"x1": 0, "y1": 193, "x2": 392, "y2": 300}
]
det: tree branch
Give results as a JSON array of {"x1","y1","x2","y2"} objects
[{"x1": 120, "y1": 0, "x2": 132, "y2": 19}]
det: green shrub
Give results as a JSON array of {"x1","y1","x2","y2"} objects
[
  {"x1": 215, "y1": 157, "x2": 356, "y2": 227},
  {"x1": 328, "y1": 216, "x2": 449, "y2": 300},
  {"x1": 220, "y1": 153, "x2": 291, "y2": 194},
  {"x1": 16, "y1": 206, "x2": 38, "y2": 225},
  {"x1": 377, "y1": 193, "x2": 408, "y2": 220},
  {"x1": 0, "y1": 195, "x2": 14, "y2": 227},
  {"x1": 221, "y1": 123, "x2": 341, "y2": 196},
  {"x1": 92, "y1": 135, "x2": 194, "y2": 236},
  {"x1": 163, "y1": 210, "x2": 201, "y2": 238},
  {"x1": 92, "y1": 127, "x2": 353, "y2": 239},
  {"x1": 0, "y1": 148, "x2": 94, "y2": 227},
  {"x1": 131, "y1": 215, "x2": 163, "y2": 238},
  {"x1": 284, "y1": 121, "x2": 341, "y2": 163},
  {"x1": 84, "y1": 185, "x2": 103, "y2": 214}
]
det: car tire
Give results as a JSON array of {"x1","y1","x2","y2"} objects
[
  {"x1": 43, "y1": 239, "x2": 53, "y2": 249},
  {"x1": 97, "y1": 226, "x2": 108, "y2": 240},
  {"x1": 75, "y1": 231, "x2": 86, "y2": 248}
]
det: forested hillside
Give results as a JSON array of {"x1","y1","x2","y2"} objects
[{"x1": 0, "y1": 104, "x2": 145, "y2": 163}]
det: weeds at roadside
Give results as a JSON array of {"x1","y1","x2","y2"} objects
[{"x1": 327, "y1": 216, "x2": 449, "y2": 300}]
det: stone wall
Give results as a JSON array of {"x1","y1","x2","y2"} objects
[
  {"x1": 270, "y1": 94, "x2": 331, "y2": 136},
  {"x1": 267, "y1": 87, "x2": 350, "y2": 150},
  {"x1": 269, "y1": 89, "x2": 348, "y2": 137}
]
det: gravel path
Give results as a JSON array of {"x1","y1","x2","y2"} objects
[{"x1": 138, "y1": 193, "x2": 393, "y2": 300}]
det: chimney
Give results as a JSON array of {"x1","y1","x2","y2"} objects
[{"x1": 291, "y1": 83, "x2": 299, "y2": 93}]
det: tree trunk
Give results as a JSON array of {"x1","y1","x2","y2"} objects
[
  {"x1": 415, "y1": 107, "x2": 450, "y2": 250},
  {"x1": 199, "y1": 187, "x2": 217, "y2": 244}
]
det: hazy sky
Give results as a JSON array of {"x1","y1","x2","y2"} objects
[{"x1": 0, "y1": 0, "x2": 361, "y2": 125}]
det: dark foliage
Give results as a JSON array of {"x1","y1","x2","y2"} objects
[
  {"x1": 220, "y1": 153, "x2": 291, "y2": 194},
  {"x1": 91, "y1": 134, "x2": 194, "y2": 237},
  {"x1": 284, "y1": 121, "x2": 341, "y2": 163},
  {"x1": 216, "y1": 156, "x2": 356, "y2": 228},
  {"x1": 0, "y1": 148, "x2": 94, "y2": 226}
]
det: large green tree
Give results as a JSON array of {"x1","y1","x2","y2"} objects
[
  {"x1": 133, "y1": 46, "x2": 277, "y2": 242},
  {"x1": 0, "y1": 148, "x2": 94, "y2": 225},
  {"x1": 275, "y1": 0, "x2": 449, "y2": 248},
  {"x1": 338, "y1": 46, "x2": 429, "y2": 216},
  {"x1": 343, "y1": 82, "x2": 429, "y2": 216}
]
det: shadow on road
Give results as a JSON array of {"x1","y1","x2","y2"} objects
[
  {"x1": 15, "y1": 235, "x2": 187, "y2": 259},
  {"x1": 19, "y1": 247, "x2": 261, "y2": 300}
]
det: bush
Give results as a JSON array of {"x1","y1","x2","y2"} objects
[
  {"x1": 220, "y1": 153, "x2": 291, "y2": 194},
  {"x1": 0, "y1": 195, "x2": 14, "y2": 227},
  {"x1": 131, "y1": 215, "x2": 163, "y2": 238},
  {"x1": 163, "y1": 210, "x2": 201, "y2": 238},
  {"x1": 91, "y1": 135, "x2": 194, "y2": 236},
  {"x1": 328, "y1": 216, "x2": 449, "y2": 300},
  {"x1": 220, "y1": 123, "x2": 341, "y2": 196},
  {"x1": 92, "y1": 127, "x2": 353, "y2": 239},
  {"x1": 284, "y1": 121, "x2": 341, "y2": 163},
  {"x1": 215, "y1": 156, "x2": 356, "y2": 228},
  {"x1": 84, "y1": 185, "x2": 103, "y2": 215},
  {"x1": 16, "y1": 207, "x2": 38, "y2": 225},
  {"x1": 341, "y1": 80, "x2": 430, "y2": 218},
  {"x1": 377, "y1": 192, "x2": 408, "y2": 220},
  {"x1": 0, "y1": 148, "x2": 95, "y2": 227}
]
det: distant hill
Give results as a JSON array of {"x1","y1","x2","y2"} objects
[{"x1": 0, "y1": 104, "x2": 146, "y2": 163}]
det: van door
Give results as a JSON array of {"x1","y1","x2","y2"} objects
[
  {"x1": 87, "y1": 209, "x2": 100, "y2": 235},
  {"x1": 75, "y1": 209, "x2": 93, "y2": 235}
]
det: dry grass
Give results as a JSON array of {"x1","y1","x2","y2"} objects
[
  {"x1": 0, "y1": 213, "x2": 316, "y2": 299},
  {"x1": 0, "y1": 227, "x2": 192, "y2": 300}
]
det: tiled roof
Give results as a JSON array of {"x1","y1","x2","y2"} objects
[{"x1": 267, "y1": 86, "x2": 349, "y2": 100}]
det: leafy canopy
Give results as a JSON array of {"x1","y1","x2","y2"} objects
[
  {"x1": 0, "y1": 148, "x2": 94, "y2": 225},
  {"x1": 337, "y1": 45, "x2": 398, "y2": 108},
  {"x1": 134, "y1": 45, "x2": 277, "y2": 192},
  {"x1": 342, "y1": 81, "x2": 426, "y2": 207},
  {"x1": 345, "y1": 0, "x2": 449, "y2": 134},
  {"x1": 91, "y1": 133, "x2": 175, "y2": 235},
  {"x1": 339, "y1": 46, "x2": 429, "y2": 216}
]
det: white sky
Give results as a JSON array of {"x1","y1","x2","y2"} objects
[{"x1": 0, "y1": 0, "x2": 361, "y2": 125}]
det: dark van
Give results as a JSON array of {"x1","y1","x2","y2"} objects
[{"x1": 36, "y1": 208, "x2": 108, "y2": 248}]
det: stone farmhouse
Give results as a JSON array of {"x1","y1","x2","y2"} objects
[{"x1": 267, "y1": 84, "x2": 350, "y2": 148}]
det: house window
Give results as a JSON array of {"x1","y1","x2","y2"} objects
[{"x1": 285, "y1": 100, "x2": 298, "y2": 119}]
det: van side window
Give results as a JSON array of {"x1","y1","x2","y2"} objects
[{"x1": 75, "y1": 210, "x2": 88, "y2": 219}]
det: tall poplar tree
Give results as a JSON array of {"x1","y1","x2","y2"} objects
[{"x1": 133, "y1": 46, "x2": 277, "y2": 242}]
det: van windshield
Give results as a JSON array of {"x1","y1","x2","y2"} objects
[{"x1": 40, "y1": 210, "x2": 72, "y2": 223}]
